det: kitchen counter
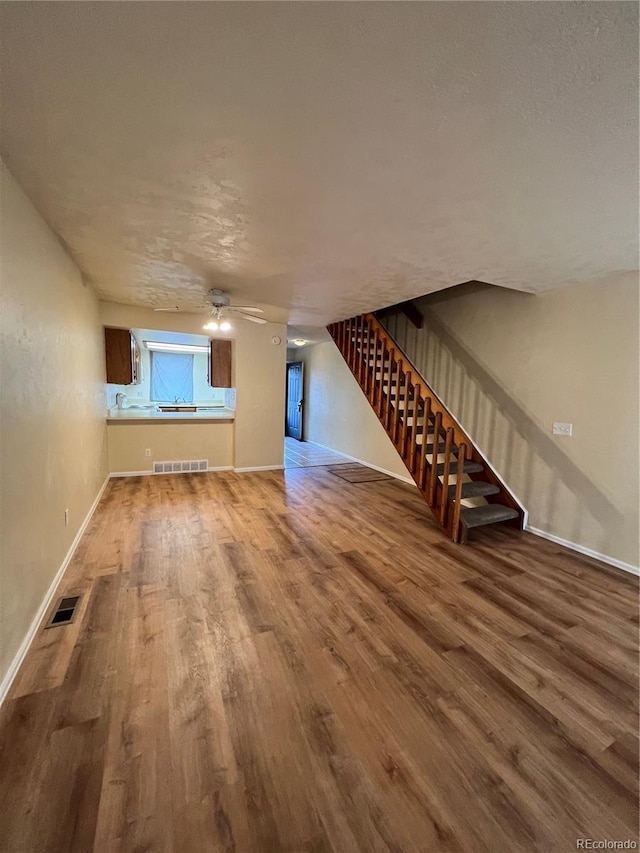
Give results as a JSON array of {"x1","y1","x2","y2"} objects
[{"x1": 107, "y1": 407, "x2": 235, "y2": 423}]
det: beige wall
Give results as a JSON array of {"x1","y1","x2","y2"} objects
[
  {"x1": 99, "y1": 303, "x2": 287, "y2": 470},
  {"x1": 0, "y1": 162, "x2": 108, "y2": 690},
  {"x1": 384, "y1": 275, "x2": 639, "y2": 567},
  {"x1": 298, "y1": 341, "x2": 411, "y2": 481},
  {"x1": 107, "y1": 421, "x2": 233, "y2": 473}
]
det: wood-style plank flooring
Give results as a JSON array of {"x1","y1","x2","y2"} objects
[{"x1": 0, "y1": 468, "x2": 638, "y2": 852}]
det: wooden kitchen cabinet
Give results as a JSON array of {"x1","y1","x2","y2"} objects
[
  {"x1": 104, "y1": 327, "x2": 141, "y2": 385},
  {"x1": 208, "y1": 339, "x2": 232, "y2": 388}
]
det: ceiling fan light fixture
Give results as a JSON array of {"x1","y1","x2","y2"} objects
[
  {"x1": 204, "y1": 320, "x2": 219, "y2": 331},
  {"x1": 204, "y1": 289, "x2": 265, "y2": 325}
]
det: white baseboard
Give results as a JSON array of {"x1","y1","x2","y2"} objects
[
  {"x1": 110, "y1": 466, "x2": 234, "y2": 477},
  {"x1": 234, "y1": 465, "x2": 285, "y2": 473},
  {"x1": 305, "y1": 441, "x2": 415, "y2": 485},
  {"x1": 0, "y1": 474, "x2": 111, "y2": 707},
  {"x1": 526, "y1": 525, "x2": 639, "y2": 577},
  {"x1": 110, "y1": 466, "x2": 284, "y2": 476}
]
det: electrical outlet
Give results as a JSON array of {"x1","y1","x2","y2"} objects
[
  {"x1": 145, "y1": 448, "x2": 151, "y2": 457},
  {"x1": 64, "y1": 508, "x2": 70, "y2": 526},
  {"x1": 553, "y1": 422, "x2": 573, "y2": 436}
]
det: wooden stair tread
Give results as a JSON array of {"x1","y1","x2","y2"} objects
[
  {"x1": 460, "y1": 504, "x2": 520, "y2": 528},
  {"x1": 413, "y1": 441, "x2": 456, "y2": 455},
  {"x1": 448, "y1": 481, "x2": 500, "y2": 499},
  {"x1": 436, "y1": 460, "x2": 483, "y2": 475},
  {"x1": 419, "y1": 441, "x2": 449, "y2": 453},
  {"x1": 410, "y1": 425, "x2": 434, "y2": 436}
]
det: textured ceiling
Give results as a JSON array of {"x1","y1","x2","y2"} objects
[{"x1": 1, "y1": 2, "x2": 637, "y2": 326}]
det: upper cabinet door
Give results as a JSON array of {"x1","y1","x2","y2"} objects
[
  {"x1": 209, "y1": 339, "x2": 232, "y2": 388},
  {"x1": 131, "y1": 335, "x2": 141, "y2": 384},
  {"x1": 104, "y1": 327, "x2": 138, "y2": 385}
]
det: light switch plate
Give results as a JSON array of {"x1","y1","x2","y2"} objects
[{"x1": 553, "y1": 422, "x2": 573, "y2": 436}]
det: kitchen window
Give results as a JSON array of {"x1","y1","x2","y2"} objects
[{"x1": 150, "y1": 352, "x2": 194, "y2": 402}]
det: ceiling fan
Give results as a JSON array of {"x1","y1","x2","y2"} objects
[{"x1": 154, "y1": 289, "x2": 267, "y2": 326}]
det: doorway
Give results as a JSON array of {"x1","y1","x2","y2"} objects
[{"x1": 285, "y1": 361, "x2": 304, "y2": 440}]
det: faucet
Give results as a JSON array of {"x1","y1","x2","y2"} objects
[{"x1": 116, "y1": 392, "x2": 126, "y2": 409}]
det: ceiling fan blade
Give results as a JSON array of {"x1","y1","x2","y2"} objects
[
  {"x1": 238, "y1": 312, "x2": 267, "y2": 324},
  {"x1": 229, "y1": 306, "x2": 264, "y2": 314},
  {"x1": 154, "y1": 306, "x2": 181, "y2": 312}
]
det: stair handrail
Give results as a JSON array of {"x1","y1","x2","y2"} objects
[{"x1": 365, "y1": 313, "x2": 474, "y2": 455}]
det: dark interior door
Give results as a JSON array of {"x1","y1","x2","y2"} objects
[{"x1": 286, "y1": 361, "x2": 304, "y2": 440}]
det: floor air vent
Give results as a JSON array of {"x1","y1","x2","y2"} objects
[
  {"x1": 46, "y1": 594, "x2": 81, "y2": 628},
  {"x1": 153, "y1": 459, "x2": 209, "y2": 474}
]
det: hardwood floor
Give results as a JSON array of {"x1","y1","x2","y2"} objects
[{"x1": 0, "y1": 468, "x2": 638, "y2": 852}]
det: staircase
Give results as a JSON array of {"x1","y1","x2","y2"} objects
[{"x1": 327, "y1": 313, "x2": 524, "y2": 543}]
